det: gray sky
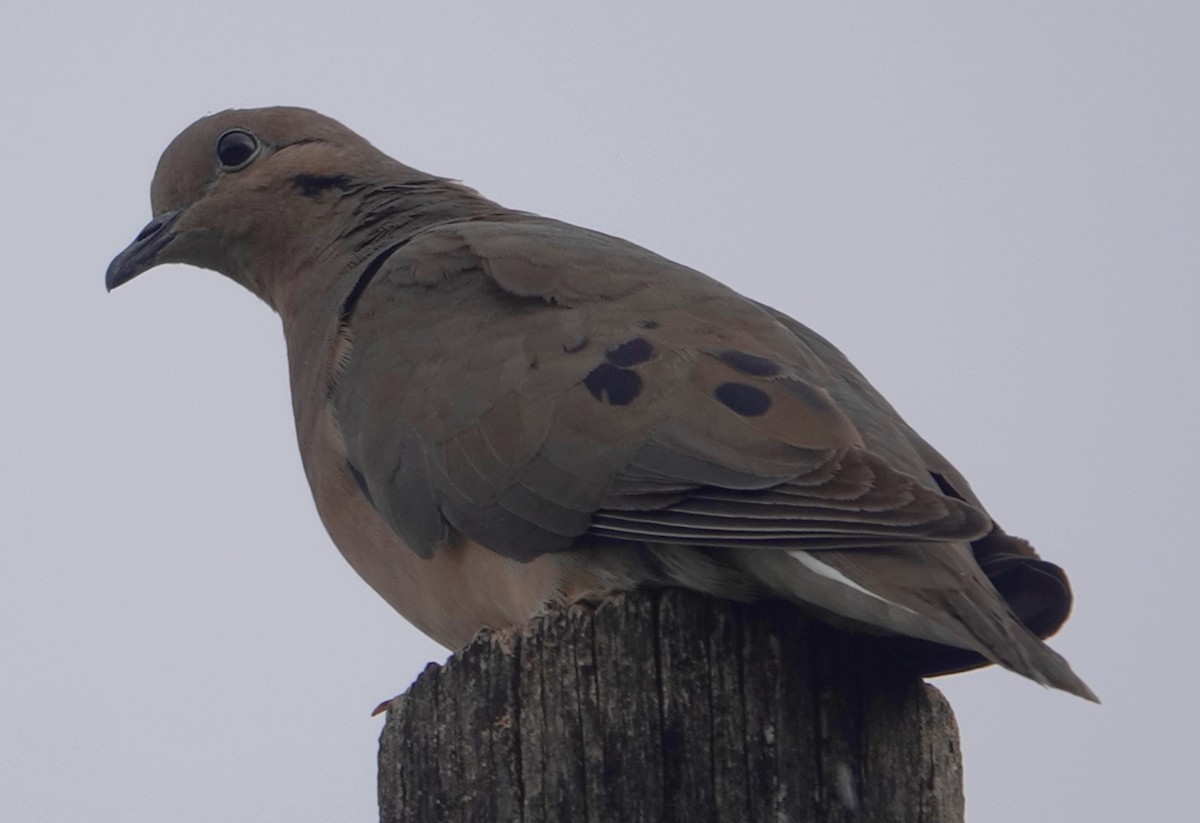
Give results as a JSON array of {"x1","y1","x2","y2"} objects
[{"x1": 2, "y1": 2, "x2": 1195, "y2": 820}]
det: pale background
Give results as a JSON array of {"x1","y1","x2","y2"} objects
[{"x1": 2, "y1": 2, "x2": 1195, "y2": 821}]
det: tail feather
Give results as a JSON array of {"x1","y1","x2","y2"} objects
[
  {"x1": 726, "y1": 545, "x2": 1098, "y2": 701},
  {"x1": 942, "y1": 589, "x2": 1098, "y2": 701}
]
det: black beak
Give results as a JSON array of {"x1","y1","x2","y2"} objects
[{"x1": 106, "y1": 210, "x2": 183, "y2": 291}]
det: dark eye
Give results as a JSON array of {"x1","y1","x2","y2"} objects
[{"x1": 215, "y1": 129, "x2": 260, "y2": 170}]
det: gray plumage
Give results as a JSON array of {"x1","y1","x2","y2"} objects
[{"x1": 107, "y1": 107, "x2": 1095, "y2": 701}]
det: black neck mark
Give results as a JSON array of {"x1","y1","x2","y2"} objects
[
  {"x1": 291, "y1": 173, "x2": 357, "y2": 198},
  {"x1": 339, "y1": 241, "x2": 408, "y2": 323}
]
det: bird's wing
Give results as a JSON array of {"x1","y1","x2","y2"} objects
[{"x1": 332, "y1": 218, "x2": 990, "y2": 561}]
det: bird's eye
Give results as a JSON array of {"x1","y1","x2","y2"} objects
[{"x1": 215, "y1": 129, "x2": 260, "y2": 170}]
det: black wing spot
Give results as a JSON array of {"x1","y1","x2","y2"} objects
[
  {"x1": 584, "y1": 362, "x2": 643, "y2": 406},
  {"x1": 714, "y1": 382, "x2": 772, "y2": 416},
  {"x1": 718, "y1": 350, "x2": 782, "y2": 377},
  {"x1": 929, "y1": 471, "x2": 962, "y2": 500},
  {"x1": 640, "y1": 319, "x2": 661, "y2": 329},
  {"x1": 605, "y1": 337, "x2": 655, "y2": 367},
  {"x1": 346, "y1": 460, "x2": 374, "y2": 505}
]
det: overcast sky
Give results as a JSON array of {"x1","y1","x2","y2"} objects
[{"x1": 2, "y1": 3, "x2": 1195, "y2": 821}]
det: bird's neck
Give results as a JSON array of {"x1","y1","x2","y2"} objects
[
  {"x1": 252, "y1": 176, "x2": 506, "y2": 313},
  {"x1": 342, "y1": 178, "x2": 509, "y2": 257}
]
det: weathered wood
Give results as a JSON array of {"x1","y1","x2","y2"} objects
[{"x1": 378, "y1": 589, "x2": 963, "y2": 822}]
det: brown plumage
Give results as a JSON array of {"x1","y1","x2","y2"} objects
[{"x1": 107, "y1": 107, "x2": 1095, "y2": 700}]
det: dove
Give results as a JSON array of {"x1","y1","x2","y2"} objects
[{"x1": 107, "y1": 107, "x2": 1095, "y2": 700}]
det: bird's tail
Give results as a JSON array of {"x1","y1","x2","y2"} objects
[
  {"x1": 723, "y1": 544, "x2": 1098, "y2": 701},
  {"x1": 935, "y1": 584, "x2": 1098, "y2": 701}
]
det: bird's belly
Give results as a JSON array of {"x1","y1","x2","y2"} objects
[{"x1": 303, "y1": 402, "x2": 570, "y2": 649}]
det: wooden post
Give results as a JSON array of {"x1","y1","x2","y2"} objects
[{"x1": 377, "y1": 589, "x2": 963, "y2": 822}]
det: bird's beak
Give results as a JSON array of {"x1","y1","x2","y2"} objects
[{"x1": 105, "y1": 209, "x2": 183, "y2": 291}]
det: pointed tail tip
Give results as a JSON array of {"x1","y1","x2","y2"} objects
[
  {"x1": 1029, "y1": 652, "x2": 1100, "y2": 703},
  {"x1": 1055, "y1": 672, "x2": 1101, "y2": 704},
  {"x1": 986, "y1": 622, "x2": 1100, "y2": 703}
]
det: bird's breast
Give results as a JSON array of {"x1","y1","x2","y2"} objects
[{"x1": 295, "y1": 369, "x2": 578, "y2": 649}]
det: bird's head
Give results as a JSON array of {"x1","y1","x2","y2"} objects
[{"x1": 106, "y1": 106, "x2": 458, "y2": 309}]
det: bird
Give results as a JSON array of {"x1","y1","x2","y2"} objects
[{"x1": 107, "y1": 106, "x2": 1095, "y2": 700}]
